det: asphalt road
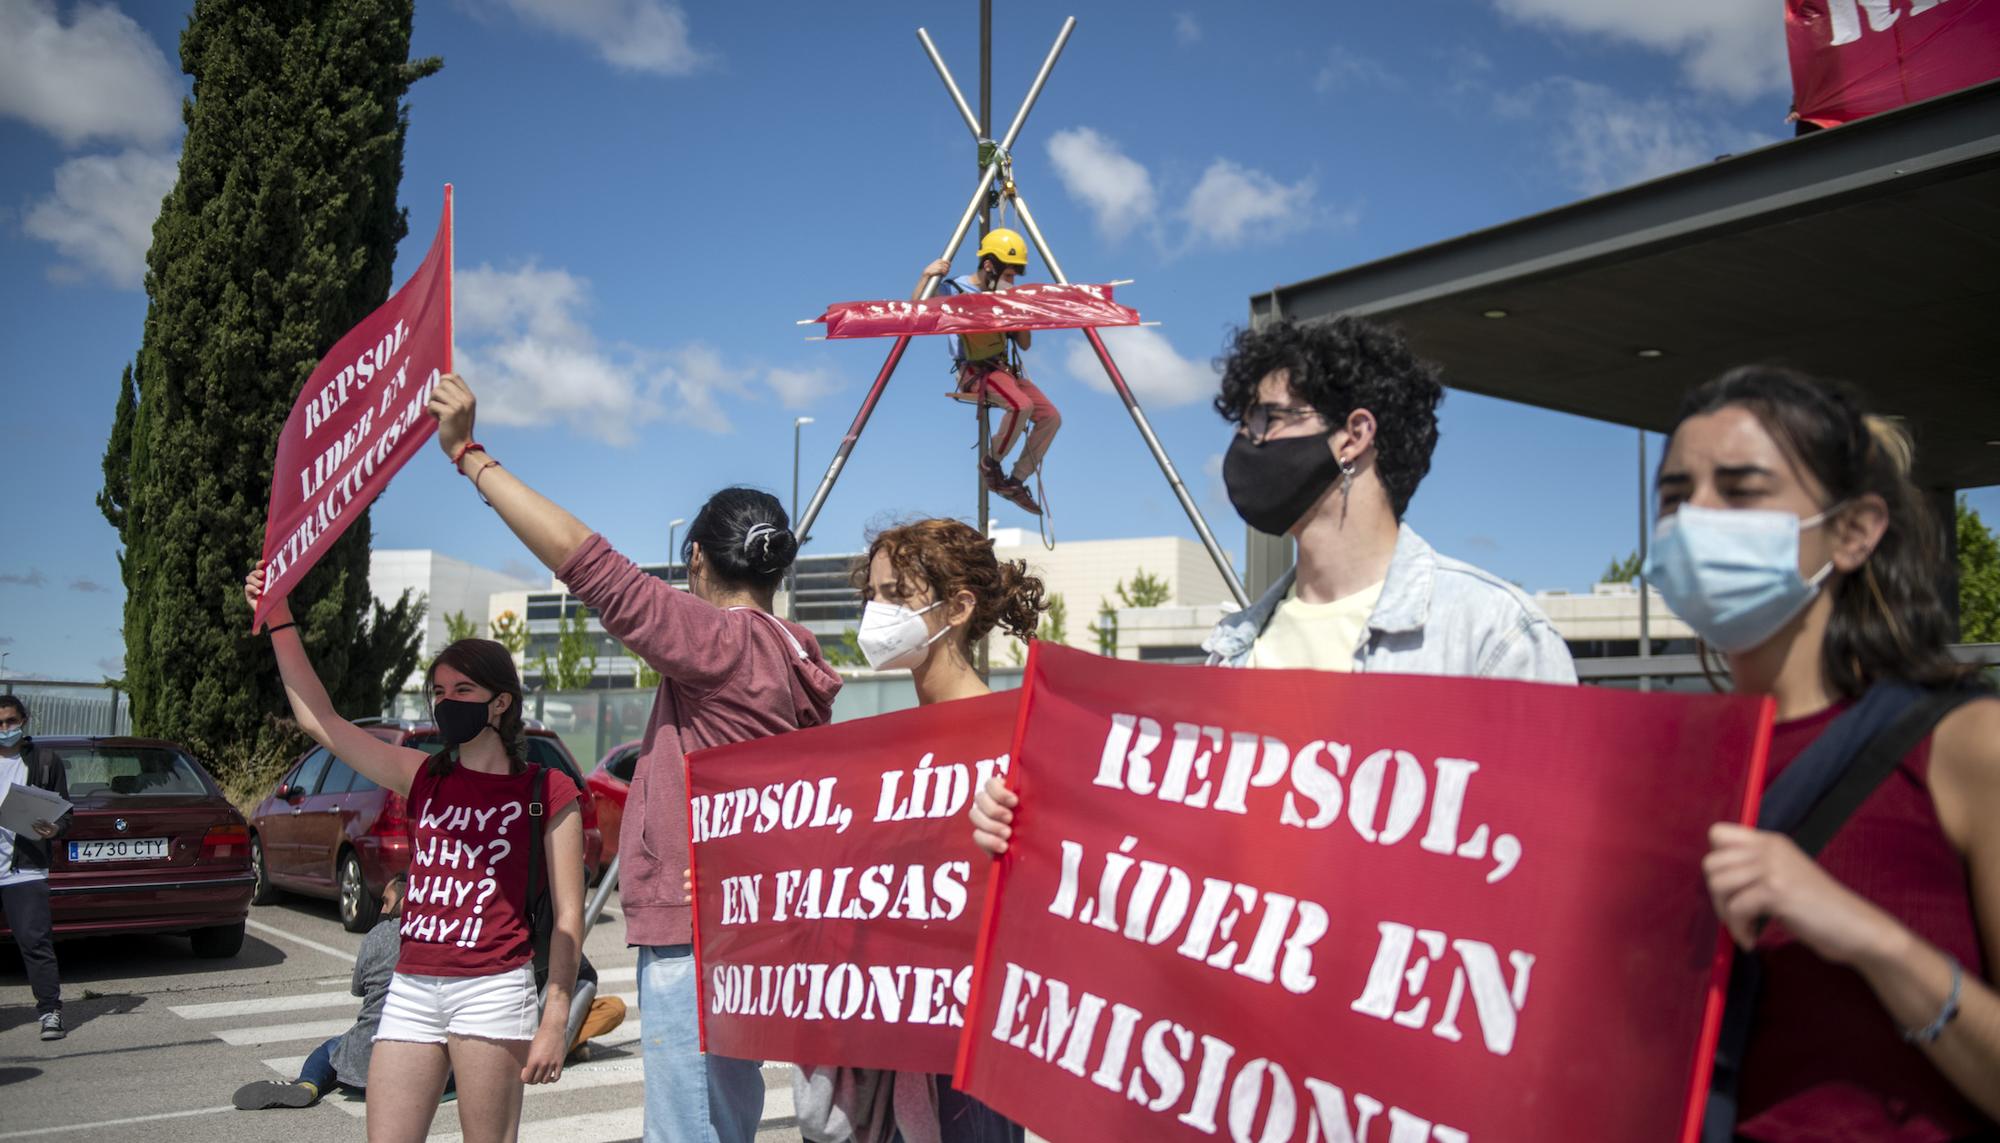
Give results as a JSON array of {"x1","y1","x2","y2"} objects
[{"x1": 0, "y1": 893, "x2": 801, "y2": 1142}]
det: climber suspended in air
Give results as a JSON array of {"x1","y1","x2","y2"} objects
[{"x1": 912, "y1": 228, "x2": 1059, "y2": 516}]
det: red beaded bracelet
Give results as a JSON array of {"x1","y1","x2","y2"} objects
[{"x1": 450, "y1": 440, "x2": 485, "y2": 466}]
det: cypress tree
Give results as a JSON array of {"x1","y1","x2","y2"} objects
[{"x1": 99, "y1": 0, "x2": 439, "y2": 774}]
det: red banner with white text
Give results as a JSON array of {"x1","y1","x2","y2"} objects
[
  {"x1": 956, "y1": 644, "x2": 1773, "y2": 1143},
  {"x1": 1787, "y1": 0, "x2": 2000, "y2": 127},
  {"x1": 812, "y1": 283, "x2": 1138, "y2": 340},
  {"x1": 254, "y1": 185, "x2": 454, "y2": 630},
  {"x1": 689, "y1": 691, "x2": 1017, "y2": 1071}
]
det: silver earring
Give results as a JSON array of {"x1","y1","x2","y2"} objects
[{"x1": 1339, "y1": 457, "x2": 1356, "y2": 495}]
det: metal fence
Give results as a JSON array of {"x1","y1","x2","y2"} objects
[{"x1": 1, "y1": 680, "x2": 133, "y2": 736}]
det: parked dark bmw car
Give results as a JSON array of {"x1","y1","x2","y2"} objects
[
  {"x1": 247, "y1": 719, "x2": 602, "y2": 931},
  {"x1": 0, "y1": 737, "x2": 254, "y2": 958}
]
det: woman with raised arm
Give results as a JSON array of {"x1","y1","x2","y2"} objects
[
  {"x1": 1642, "y1": 367, "x2": 2000, "y2": 1138},
  {"x1": 793, "y1": 516, "x2": 1044, "y2": 1143},
  {"x1": 245, "y1": 573, "x2": 584, "y2": 1143},
  {"x1": 423, "y1": 373, "x2": 841, "y2": 1143}
]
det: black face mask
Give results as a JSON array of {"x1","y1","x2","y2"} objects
[
  {"x1": 1222, "y1": 430, "x2": 1343, "y2": 536},
  {"x1": 434, "y1": 698, "x2": 494, "y2": 747}
]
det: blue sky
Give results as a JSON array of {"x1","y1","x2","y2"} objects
[{"x1": 4, "y1": 0, "x2": 1995, "y2": 681}]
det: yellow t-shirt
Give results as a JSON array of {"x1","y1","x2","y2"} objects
[{"x1": 1243, "y1": 580, "x2": 1384, "y2": 672}]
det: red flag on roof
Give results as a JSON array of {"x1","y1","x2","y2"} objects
[
  {"x1": 1787, "y1": 0, "x2": 2000, "y2": 127},
  {"x1": 812, "y1": 283, "x2": 1139, "y2": 340}
]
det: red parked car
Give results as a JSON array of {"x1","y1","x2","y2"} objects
[
  {"x1": 584, "y1": 739, "x2": 640, "y2": 863},
  {"x1": 247, "y1": 719, "x2": 602, "y2": 931},
  {"x1": 0, "y1": 737, "x2": 254, "y2": 958}
]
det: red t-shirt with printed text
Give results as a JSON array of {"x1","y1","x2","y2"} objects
[{"x1": 397, "y1": 762, "x2": 580, "y2": 977}]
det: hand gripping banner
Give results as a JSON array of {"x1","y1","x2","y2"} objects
[
  {"x1": 253, "y1": 185, "x2": 454, "y2": 631},
  {"x1": 811, "y1": 283, "x2": 1139, "y2": 341},
  {"x1": 956, "y1": 644, "x2": 1774, "y2": 1143},
  {"x1": 688, "y1": 691, "x2": 1017, "y2": 1071}
]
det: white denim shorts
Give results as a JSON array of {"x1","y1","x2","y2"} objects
[{"x1": 375, "y1": 965, "x2": 539, "y2": 1044}]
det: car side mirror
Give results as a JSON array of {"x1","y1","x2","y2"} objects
[{"x1": 282, "y1": 785, "x2": 305, "y2": 804}]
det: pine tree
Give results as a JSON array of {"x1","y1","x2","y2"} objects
[
  {"x1": 98, "y1": 0, "x2": 438, "y2": 775},
  {"x1": 1958, "y1": 498, "x2": 2000, "y2": 644}
]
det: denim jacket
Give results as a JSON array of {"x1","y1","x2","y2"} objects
[{"x1": 1202, "y1": 525, "x2": 1577, "y2": 684}]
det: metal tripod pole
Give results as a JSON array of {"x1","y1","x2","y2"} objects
[
  {"x1": 918, "y1": 28, "x2": 1247, "y2": 607},
  {"x1": 794, "y1": 21, "x2": 1075, "y2": 544}
]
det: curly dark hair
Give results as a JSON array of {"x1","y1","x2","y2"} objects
[
  {"x1": 1213, "y1": 315, "x2": 1443, "y2": 518},
  {"x1": 1666, "y1": 365, "x2": 1974, "y2": 699},
  {"x1": 852, "y1": 518, "x2": 1047, "y2": 644}
]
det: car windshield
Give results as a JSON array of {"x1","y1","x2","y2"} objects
[{"x1": 64, "y1": 747, "x2": 209, "y2": 798}]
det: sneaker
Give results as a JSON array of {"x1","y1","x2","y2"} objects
[
  {"x1": 979, "y1": 456, "x2": 1008, "y2": 489},
  {"x1": 39, "y1": 1012, "x2": 63, "y2": 1041},
  {"x1": 232, "y1": 1080, "x2": 317, "y2": 1110},
  {"x1": 992, "y1": 476, "x2": 1042, "y2": 516}
]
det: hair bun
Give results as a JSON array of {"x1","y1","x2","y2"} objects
[{"x1": 744, "y1": 523, "x2": 798, "y2": 574}]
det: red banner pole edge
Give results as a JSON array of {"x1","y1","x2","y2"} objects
[
  {"x1": 953, "y1": 640, "x2": 1045, "y2": 1087},
  {"x1": 686, "y1": 751, "x2": 708, "y2": 1054},
  {"x1": 443, "y1": 184, "x2": 454, "y2": 375},
  {"x1": 1678, "y1": 695, "x2": 1778, "y2": 1143}
]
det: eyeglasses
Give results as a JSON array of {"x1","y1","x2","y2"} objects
[{"x1": 1241, "y1": 402, "x2": 1324, "y2": 444}]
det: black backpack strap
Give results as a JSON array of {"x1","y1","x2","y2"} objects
[
  {"x1": 526, "y1": 765, "x2": 547, "y2": 903},
  {"x1": 1791, "y1": 687, "x2": 1986, "y2": 857},
  {"x1": 1704, "y1": 684, "x2": 1989, "y2": 1141}
]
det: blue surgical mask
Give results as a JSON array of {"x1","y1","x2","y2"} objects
[
  {"x1": 1644, "y1": 503, "x2": 1839, "y2": 653},
  {"x1": 0, "y1": 727, "x2": 23, "y2": 748}
]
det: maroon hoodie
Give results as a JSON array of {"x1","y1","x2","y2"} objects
[{"x1": 557, "y1": 533, "x2": 842, "y2": 946}]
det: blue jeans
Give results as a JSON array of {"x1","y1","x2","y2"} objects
[
  {"x1": 299, "y1": 1037, "x2": 339, "y2": 1092},
  {"x1": 640, "y1": 944, "x2": 764, "y2": 1143}
]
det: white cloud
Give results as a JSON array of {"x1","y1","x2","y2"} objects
[
  {"x1": 24, "y1": 148, "x2": 178, "y2": 287},
  {"x1": 1182, "y1": 160, "x2": 1315, "y2": 248},
  {"x1": 1314, "y1": 45, "x2": 1401, "y2": 93},
  {"x1": 456, "y1": 262, "x2": 826, "y2": 443},
  {"x1": 1046, "y1": 127, "x2": 1157, "y2": 242},
  {"x1": 1063, "y1": 326, "x2": 1216, "y2": 407},
  {"x1": 0, "y1": 0, "x2": 180, "y2": 148},
  {"x1": 1174, "y1": 13, "x2": 1202, "y2": 46},
  {"x1": 1490, "y1": 0, "x2": 1788, "y2": 100},
  {"x1": 494, "y1": 0, "x2": 710, "y2": 76},
  {"x1": 765, "y1": 366, "x2": 841, "y2": 409},
  {"x1": 1540, "y1": 79, "x2": 1772, "y2": 193}
]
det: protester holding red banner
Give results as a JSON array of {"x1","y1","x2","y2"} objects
[
  {"x1": 244, "y1": 574, "x2": 586, "y2": 1142},
  {"x1": 1647, "y1": 367, "x2": 2000, "y2": 1137},
  {"x1": 972, "y1": 315, "x2": 1574, "y2": 857},
  {"x1": 789, "y1": 518, "x2": 1045, "y2": 1143},
  {"x1": 425, "y1": 373, "x2": 841, "y2": 1143}
]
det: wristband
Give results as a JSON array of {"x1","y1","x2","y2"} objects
[
  {"x1": 450, "y1": 440, "x2": 485, "y2": 466},
  {"x1": 473, "y1": 457, "x2": 503, "y2": 506},
  {"x1": 1902, "y1": 954, "x2": 1963, "y2": 1044},
  {"x1": 265, "y1": 621, "x2": 297, "y2": 636}
]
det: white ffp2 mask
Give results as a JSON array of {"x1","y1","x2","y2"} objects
[{"x1": 857, "y1": 600, "x2": 948, "y2": 671}]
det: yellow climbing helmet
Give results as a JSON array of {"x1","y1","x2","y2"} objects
[{"x1": 976, "y1": 228, "x2": 1028, "y2": 268}]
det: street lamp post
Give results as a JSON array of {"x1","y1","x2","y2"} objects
[
  {"x1": 667, "y1": 518, "x2": 687, "y2": 588},
  {"x1": 789, "y1": 417, "x2": 815, "y2": 621}
]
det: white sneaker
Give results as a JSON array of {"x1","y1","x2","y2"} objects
[{"x1": 39, "y1": 1012, "x2": 64, "y2": 1041}]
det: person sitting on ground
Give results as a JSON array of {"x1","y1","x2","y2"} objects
[
  {"x1": 915, "y1": 228, "x2": 1060, "y2": 516},
  {"x1": 230, "y1": 875, "x2": 625, "y2": 1112},
  {"x1": 233, "y1": 876, "x2": 412, "y2": 1110}
]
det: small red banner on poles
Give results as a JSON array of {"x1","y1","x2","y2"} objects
[
  {"x1": 813, "y1": 283, "x2": 1139, "y2": 340},
  {"x1": 253, "y1": 185, "x2": 454, "y2": 631},
  {"x1": 1787, "y1": 0, "x2": 2000, "y2": 127},
  {"x1": 956, "y1": 644, "x2": 1773, "y2": 1143},
  {"x1": 688, "y1": 691, "x2": 1017, "y2": 1071}
]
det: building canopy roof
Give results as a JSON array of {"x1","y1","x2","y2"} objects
[{"x1": 1252, "y1": 79, "x2": 2000, "y2": 491}]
